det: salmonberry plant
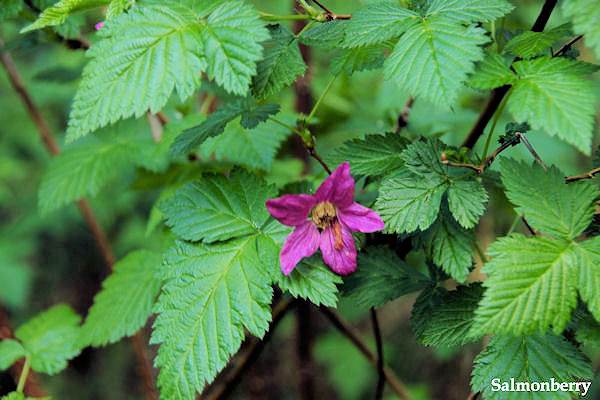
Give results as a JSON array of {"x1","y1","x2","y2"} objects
[{"x1": 1, "y1": 0, "x2": 600, "y2": 399}]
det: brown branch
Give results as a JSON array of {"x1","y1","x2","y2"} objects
[
  {"x1": 552, "y1": 34, "x2": 584, "y2": 58},
  {"x1": 370, "y1": 308, "x2": 385, "y2": 400},
  {"x1": 565, "y1": 167, "x2": 600, "y2": 183},
  {"x1": 461, "y1": 0, "x2": 558, "y2": 149},
  {"x1": 396, "y1": 97, "x2": 415, "y2": 132},
  {"x1": 320, "y1": 307, "x2": 413, "y2": 400},
  {"x1": 306, "y1": 138, "x2": 332, "y2": 174},
  {"x1": 0, "y1": 38, "x2": 157, "y2": 400},
  {"x1": 310, "y1": 0, "x2": 352, "y2": 20},
  {"x1": 201, "y1": 299, "x2": 297, "y2": 400},
  {"x1": 516, "y1": 133, "x2": 546, "y2": 170},
  {"x1": 442, "y1": 138, "x2": 517, "y2": 174}
]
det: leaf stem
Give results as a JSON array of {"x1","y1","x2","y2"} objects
[
  {"x1": 507, "y1": 214, "x2": 521, "y2": 235},
  {"x1": 565, "y1": 167, "x2": 600, "y2": 183},
  {"x1": 474, "y1": 242, "x2": 488, "y2": 264},
  {"x1": 482, "y1": 87, "x2": 512, "y2": 160},
  {"x1": 306, "y1": 74, "x2": 338, "y2": 125},
  {"x1": 268, "y1": 116, "x2": 305, "y2": 137},
  {"x1": 257, "y1": 11, "x2": 312, "y2": 21},
  {"x1": 17, "y1": 357, "x2": 30, "y2": 393}
]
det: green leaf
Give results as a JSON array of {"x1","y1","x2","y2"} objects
[
  {"x1": 170, "y1": 99, "x2": 279, "y2": 157},
  {"x1": 277, "y1": 254, "x2": 342, "y2": 307},
  {"x1": 105, "y1": 0, "x2": 133, "y2": 18},
  {"x1": 471, "y1": 333, "x2": 592, "y2": 400},
  {"x1": 508, "y1": 57, "x2": 597, "y2": 154},
  {"x1": 575, "y1": 237, "x2": 600, "y2": 324},
  {"x1": 411, "y1": 284, "x2": 447, "y2": 343},
  {"x1": 504, "y1": 25, "x2": 568, "y2": 59},
  {"x1": 384, "y1": 16, "x2": 489, "y2": 107},
  {"x1": 562, "y1": 0, "x2": 600, "y2": 59},
  {"x1": 198, "y1": 119, "x2": 290, "y2": 171},
  {"x1": 499, "y1": 158, "x2": 598, "y2": 240},
  {"x1": 331, "y1": 46, "x2": 385, "y2": 76},
  {"x1": 81, "y1": 250, "x2": 163, "y2": 347},
  {"x1": 343, "y1": 246, "x2": 429, "y2": 308},
  {"x1": 151, "y1": 231, "x2": 280, "y2": 399},
  {"x1": 447, "y1": 179, "x2": 488, "y2": 229},
  {"x1": 39, "y1": 120, "x2": 166, "y2": 213},
  {"x1": 161, "y1": 170, "x2": 276, "y2": 243},
  {"x1": 252, "y1": 25, "x2": 306, "y2": 99},
  {"x1": 0, "y1": 339, "x2": 25, "y2": 370},
  {"x1": 327, "y1": 133, "x2": 410, "y2": 177},
  {"x1": 0, "y1": 0, "x2": 23, "y2": 21},
  {"x1": 468, "y1": 51, "x2": 516, "y2": 90},
  {"x1": 0, "y1": 393, "x2": 24, "y2": 400},
  {"x1": 420, "y1": 284, "x2": 483, "y2": 347},
  {"x1": 375, "y1": 169, "x2": 446, "y2": 234},
  {"x1": 299, "y1": 20, "x2": 346, "y2": 49},
  {"x1": 474, "y1": 235, "x2": 580, "y2": 335},
  {"x1": 413, "y1": 205, "x2": 474, "y2": 282},
  {"x1": 21, "y1": 0, "x2": 109, "y2": 32},
  {"x1": 342, "y1": 2, "x2": 419, "y2": 47},
  {"x1": 66, "y1": 1, "x2": 268, "y2": 141},
  {"x1": 15, "y1": 304, "x2": 82, "y2": 375},
  {"x1": 399, "y1": 137, "x2": 451, "y2": 180},
  {"x1": 425, "y1": 0, "x2": 514, "y2": 24}
]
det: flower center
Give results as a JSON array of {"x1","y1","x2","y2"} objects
[{"x1": 311, "y1": 202, "x2": 344, "y2": 250}]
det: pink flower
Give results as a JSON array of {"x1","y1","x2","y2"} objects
[
  {"x1": 94, "y1": 22, "x2": 105, "y2": 31},
  {"x1": 266, "y1": 162, "x2": 384, "y2": 276}
]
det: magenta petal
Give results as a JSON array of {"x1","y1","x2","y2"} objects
[
  {"x1": 319, "y1": 223, "x2": 357, "y2": 275},
  {"x1": 315, "y1": 162, "x2": 354, "y2": 208},
  {"x1": 266, "y1": 194, "x2": 316, "y2": 227},
  {"x1": 338, "y1": 202, "x2": 385, "y2": 233},
  {"x1": 95, "y1": 22, "x2": 105, "y2": 30},
  {"x1": 280, "y1": 222, "x2": 320, "y2": 275}
]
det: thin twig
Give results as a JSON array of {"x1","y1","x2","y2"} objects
[
  {"x1": 0, "y1": 39, "x2": 158, "y2": 400},
  {"x1": 515, "y1": 133, "x2": 546, "y2": 170},
  {"x1": 461, "y1": 0, "x2": 558, "y2": 149},
  {"x1": 522, "y1": 216, "x2": 537, "y2": 235},
  {"x1": 370, "y1": 308, "x2": 385, "y2": 400},
  {"x1": 306, "y1": 138, "x2": 332, "y2": 174},
  {"x1": 309, "y1": 0, "x2": 352, "y2": 20},
  {"x1": 201, "y1": 299, "x2": 297, "y2": 400},
  {"x1": 320, "y1": 307, "x2": 413, "y2": 400},
  {"x1": 552, "y1": 34, "x2": 584, "y2": 58},
  {"x1": 565, "y1": 167, "x2": 600, "y2": 183},
  {"x1": 442, "y1": 139, "x2": 517, "y2": 174}
]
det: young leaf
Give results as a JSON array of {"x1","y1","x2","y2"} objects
[
  {"x1": 413, "y1": 205, "x2": 474, "y2": 282},
  {"x1": 420, "y1": 284, "x2": 483, "y2": 347},
  {"x1": 21, "y1": 0, "x2": 109, "y2": 32},
  {"x1": 277, "y1": 254, "x2": 342, "y2": 308},
  {"x1": 327, "y1": 133, "x2": 410, "y2": 177},
  {"x1": 81, "y1": 250, "x2": 163, "y2": 347},
  {"x1": 504, "y1": 29, "x2": 565, "y2": 59},
  {"x1": 562, "y1": 0, "x2": 600, "y2": 59},
  {"x1": 471, "y1": 333, "x2": 592, "y2": 400},
  {"x1": 66, "y1": 1, "x2": 268, "y2": 141},
  {"x1": 375, "y1": 169, "x2": 447, "y2": 234},
  {"x1": 343, "y1": 246, "x2": 429, "y2": 308},
  {"x1": 499, "y1": 158, "x2": 598, "y2": 240},
  {"x1": 151, "y1": 232, "x2": 280, "y2": 399},
  {"x1": 198, "y1": 119, "x2": 290, "y2": 171},
  {"x1": 0, "y1": 339, "x2": 25, "y2": 370},
  {"x1": 508, "y1": 57, "x2": 597, "y2": 154},
  {"x1": 342, "y1": 2, "x2": 419, "y2": 47},
  {"x1": 252, "y1": 25, "x2": 306, "y2": 100},
  {"x1": 15, "y1": 304, "x2": 82, "y2": 375},
  {"x1": 468, "y1": 51, "x2": 517, "y2": 90},
  {"x1": 160, "y1": 170, "x2": 276, "y2": 243},
  {"x1": 447, "y1": 179, "x2": 488, "y2": 229}
]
